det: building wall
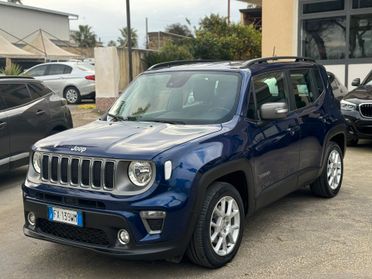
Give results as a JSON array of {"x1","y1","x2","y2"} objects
[
  {"x1": 262, "y1": 0, "x2": 297, "y2": 56},
  {"x1": 0, "y1": 5, "x2": 70, "y2": 43}
]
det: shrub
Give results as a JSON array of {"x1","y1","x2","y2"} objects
[{"x1": 0, "y1": 63, "x2": 23, "y2": 76}]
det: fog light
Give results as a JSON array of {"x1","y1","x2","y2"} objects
[
  {"x1": 117, "y1": 229, "x2": 130, "y2": 245},
  {"x1": 27, "y1": 212, "x2": 36, "y2": 226}
]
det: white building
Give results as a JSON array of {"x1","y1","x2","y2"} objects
[{"x1": 0, "y1": 1, "x2": 78, "y2": 44}]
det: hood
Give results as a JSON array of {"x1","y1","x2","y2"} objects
[
  {"x1": 35, "y1": 120, "x2": 222, "y2": 160},
  {"x1": 344, "y1": 86, "x2": 372, "y2": 104}
]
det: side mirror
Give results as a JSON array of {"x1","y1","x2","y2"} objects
[
  {"x1": 260, "y1": 102, "x2": 289, "y2": 120},
  {"x1": 351, "y1": 78, "x2": 361, "y2": 87}
]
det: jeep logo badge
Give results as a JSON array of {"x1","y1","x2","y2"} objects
[{"x1": 70, "y1": 146, "x2": 87, "y2": 153}]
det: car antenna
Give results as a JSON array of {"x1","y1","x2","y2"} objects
[{"x1": 272, "y1": 46, "x2": 276, "y2": 57}]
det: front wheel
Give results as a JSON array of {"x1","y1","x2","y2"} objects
[
  {"x1": 187, "y1": 182, "x2": 244, "y2": 268},
  {"x1": 64, "y1": 87, "x2": 81, "y2": 104},
  {"x1": 310, "y1": 142, "x2": 343, "y2": 198}
]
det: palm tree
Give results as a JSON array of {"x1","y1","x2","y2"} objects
[
  {"x1": 107, "y1": 40, "x2": 117, "y2": 47},
  {"x1": 71, "y1": 25, "x2": 97, "y2": 48},
  {"x1": 117, "y1": 27, "x2": 138, "y2": 48},
  {"x1": 8, "y1": 0, "x2": 23, "y2": 4}
]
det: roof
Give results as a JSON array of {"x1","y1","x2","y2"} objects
[
  {"x1": 0, "y1": 2, "x2": 78, "y2": 19},
  {"x1": 146, "y1": 57, "x2": 317, "y2": 73}
]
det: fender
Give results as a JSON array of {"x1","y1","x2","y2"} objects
[
  {"x1": 177, "y1": 158, "x2": 256, "y2": 257},
  {"x1": 319, "y1": 123, "x2": 347, "y2": 173}
]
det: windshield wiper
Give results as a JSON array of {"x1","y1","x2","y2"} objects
[
  {"x1": 146, "y1": 119, "x2": 186, "y2": 125},
  {"x1": 107, "y1": 113, "x2": 125, "y2": 121}
]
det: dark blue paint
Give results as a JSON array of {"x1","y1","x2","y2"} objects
[{"x1": 23, "y1": 60, "x2": 346, "y2": 259}]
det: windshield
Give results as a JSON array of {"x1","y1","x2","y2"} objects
[
  {"x1": 77, "y1": 63, "x2": 95, "y2": 71},
  {"x1": 364, "y1": 72, "x2": 372, "y2": 86},
  {"x1": 108, "y1": 71, "x2": 241, "y2": 124}
]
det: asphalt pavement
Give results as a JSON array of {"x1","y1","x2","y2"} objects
[{"x1": 1, "y1": 106, "x2": 372, "y2": 279}]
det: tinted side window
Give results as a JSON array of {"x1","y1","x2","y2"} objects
[
  {"x1": 289, "y1": 70, "x2": 318, "y2": 109},
  {"x1": 48, "y1": 64, "x2": 69, "y2": 75},
  {"x1": 0, "y1": 84, "x2": 32, "y2": 109},
  {"x1": 64, "y1": 66, "x2": 73, "y2": 74},
  {"x1": 26, "y1": 65, "x2": 48, "y2": 77},
  {"x1": 0, "y1": 97, "x2": 6, "y2": 111},
  {"x1": 28, "y1": 83, "x2": 52, "y2": 97},
  {"x1": 253, "y1": 71, "x2": 290, "y2": 111}
]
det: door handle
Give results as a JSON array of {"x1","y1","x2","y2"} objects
[
  {"x1": 36, "y1": 110, "x2": 45, "y2": 116},
  {"x1": 0, "y1": 121, "x2": 7, "y2": 129},
  {"x1": 319, "y1": 115, "x2": 328, "y2": 124},
  {"x1": 287, "y1": 126, "x2": 300, "y2": 136}
]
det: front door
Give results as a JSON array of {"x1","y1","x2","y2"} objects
[{"x1": 247, "y1": 70, "x2": 301, "y2": 208}]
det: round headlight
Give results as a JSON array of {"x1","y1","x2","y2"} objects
[
  {"x1": 128, "y1": 161, "x2": 153, "y2": 187},
  {"x1": 32, "y1": 152, "x2": 42, "y2": 174}
]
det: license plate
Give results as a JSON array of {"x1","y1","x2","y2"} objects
[{"x1": 48, "y1": 206, "x2": 83, "y2": 227}]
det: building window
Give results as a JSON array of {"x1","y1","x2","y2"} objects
[
  {"x1": 353, "y1": 0, "x2": 372, "y2": 8},
  {"x1": 303, "y1": 0, "x2": 345, "y2": 14},
  {"x1": 303, "y1": 17, "x2": 346, "y2": 60},
  {"x1": 350, "y1": 14, "x2": 372, "y2": 58}
]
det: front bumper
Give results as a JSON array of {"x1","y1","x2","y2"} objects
[
  {"x1": 343, "y1": 111, "x2": 372, "y2": 140},
  {"x1": 23, "y1": 184, "x2": 191, "y2": 260}
]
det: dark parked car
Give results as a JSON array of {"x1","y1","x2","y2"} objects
[
  {"x1": 0, "y1": 77, "x2": 73, "y2": 172},
  {"x1": 23, "y1": 57, "x2": 346, "y2": 268},
  {"x1": 328, "y1": 72, "x2": 348, "y2": 100},
  {"x1": 341, "y1": 70, "x2": 372, "y2": 145}
]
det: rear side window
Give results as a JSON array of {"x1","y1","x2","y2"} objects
[
  {"x1": 26, "y1": 65, "x2": 48, "y2": 77},
  {"x1": 48, "y1": 64, "x2": 72, "y2": 75},
  {"x1": 0, "y1": 84, "x2": 32, "y2": 109},
  {"x1": 289, "y1": 69, "x2": 318, "y2": 109},
  {"x1": 28, "y1": 83, "x2": 52, "y2": 97},
  {"x1": 0, "y1": 97, "x2": 6, "y2": 111}
]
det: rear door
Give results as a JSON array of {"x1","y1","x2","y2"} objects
[
  {"x1": 248, "y1": 70, "x2": 301, "y2": 207},
  {"x1": 1, "y1": 82, "x2": 50, "y2": 158},
  {"x1": 288, "y1": 67, "x2": 327, "y2": 185},
  {"x1": 0, "y1": 94, "x2": 10, "y2": 171},
  {"x1": 41, "y1": 64, "x2": 73, "y2": 96}
]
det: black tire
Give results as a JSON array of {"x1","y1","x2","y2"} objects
[
  {"x1": 347, "y1": 138, "x2": 358, "y2": 146},
  {"x1": 63, "y1": 86, "x2": 81, "y2": 104},
  {"x1": 187, "y1": 182, "x2": 245, "y2": 268},
  {"x1": 310, "y1": 142, "x2": 343, "y2": 198}
]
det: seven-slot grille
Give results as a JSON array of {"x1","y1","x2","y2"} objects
[
  {"x1": 360, "y1": 104, "x2": 372, "y2": 118},
  {"x1": 41, "y1": 154, "x2": 116, "y2": 191}
]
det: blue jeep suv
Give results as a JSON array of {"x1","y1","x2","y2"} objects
[{"x1": 23, "y1": 57, "x2": 347, "y2": 268}]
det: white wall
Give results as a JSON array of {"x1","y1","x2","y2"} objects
[
  {"x1": 324, "y1": 65, "x2": 346, "y2": 86},
  {"x1": 0, "y1": 5, "x2": 70, "y2": 43},
  {"x1": 348, "y1": 64, "x2": 372, "y2": 88}
]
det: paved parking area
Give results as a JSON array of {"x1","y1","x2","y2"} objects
[{"x1": 1, "y1": 107, "x2": 372, "y2": 279}]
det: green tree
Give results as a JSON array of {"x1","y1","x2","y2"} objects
[
  {"x1": 117, "y1": 27, "x2": 138, "y2": 48},
  {"x1": 193, "y1": 14, "x2": 261, "y2": 60},
  {"x1": 71, "y1": 25, "x2": 97, "y2": 48},
  {"x1": 165, "y1": 23, "x2": 193, "y2": 37},
  {"x1": 107, "y1": 40, "x2": 117, "y2": 47},
  {"x1": 143, "y1": 42, "x2": 193, "y2": 68}
]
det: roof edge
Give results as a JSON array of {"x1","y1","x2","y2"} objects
[{"x1": 0, "y1": 2, "x2": 78, "y2": 19}]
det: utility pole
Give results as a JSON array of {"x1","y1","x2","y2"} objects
[
  {"x1": 145, "y1": 17, "x2": 149, "y2": 49},
  {"x1": 126, "y1": 0, "x2": 133, "y2": 82},
  {"x1": 227, "y1": 0, "x2": 231, "y2": 24}
]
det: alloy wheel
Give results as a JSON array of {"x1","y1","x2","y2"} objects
[{"x1": 327, "y1": 149, "x2": 342, "y2": 190}]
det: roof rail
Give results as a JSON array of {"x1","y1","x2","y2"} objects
[
  {"x1": 0, "y1": 75, "x2": 34, "y2": 80},
  {"x1": 147, "y1": 60, "x2": 221, "y2": 71},
  {"x1": 243, "y1": 56, "x2": 316, "y2": 68}
]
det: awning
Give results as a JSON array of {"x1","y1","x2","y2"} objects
[
  {"x1": 23, "y1": 31, "x2": 79, "y2": 59},
  {"x1": 0, "y1": 34, "x2": 40, "y2": 59}
]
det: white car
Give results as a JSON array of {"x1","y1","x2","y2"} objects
[{"x1": 23, "y1": 62, "x2": 95, "y2": 104}]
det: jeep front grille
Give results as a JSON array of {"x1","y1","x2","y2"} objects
[
  {"x1": 41, "y1": 154, "x2": 116, "y2": 191},
  {"x1": 360, "y1": 103, "x2": 372, "y2": 118}
]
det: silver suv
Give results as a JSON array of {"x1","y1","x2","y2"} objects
[{"x1": 23, "y1": 62, "x2": 95, "y2": 104}]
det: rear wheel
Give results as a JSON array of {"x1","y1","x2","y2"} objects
[
  {"x1": 310, "y1": 142, "x2": 343, "y2": 198},
  {"x1": 187, "y1": 182, "x2": 244, "y2": 268},
  {"x1": 64, "y1": 87, "x2": 81, "y2": 104}
]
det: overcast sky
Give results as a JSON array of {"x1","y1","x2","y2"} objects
[{"x1": 22, "y1": 0, "x2": 248, "y2": 47}]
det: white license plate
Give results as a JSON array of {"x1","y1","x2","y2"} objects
[{"x1": 48, "y1": 206, "x2": 83, "y2": 227}]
